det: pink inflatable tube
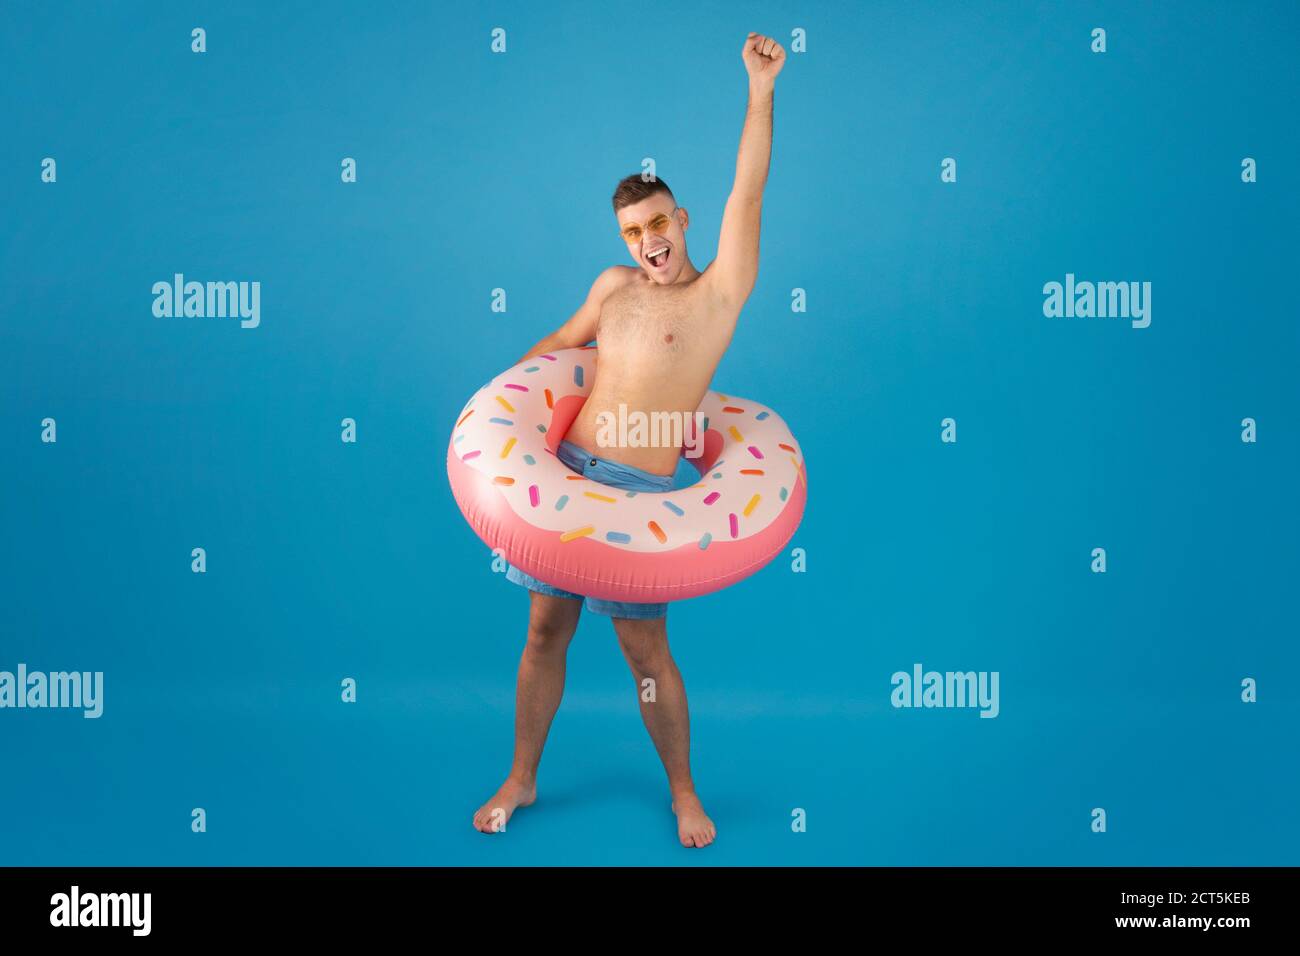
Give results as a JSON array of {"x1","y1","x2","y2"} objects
[{"x1": 447, "y1": 347, "x2": 807, "y2": 602}]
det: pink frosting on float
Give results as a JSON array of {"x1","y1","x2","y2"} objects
[
  {"x1": 445, "y1": 347, "x2": 808, "y2": 603},
  {"x1": 447, "y1": 444, "x2": 808, "y2": 602}
]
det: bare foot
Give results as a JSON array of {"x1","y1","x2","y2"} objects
[
  {"x1": 671, "y1": 791, "x2": 716, "y2": 848},
  {"x1": 472, "y1": 778, "x2": 536, "y2": 834}
]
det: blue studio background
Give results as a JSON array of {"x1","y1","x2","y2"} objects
[{"x1": 2, "y1": 1, "x2": 1297, "y2": 865}]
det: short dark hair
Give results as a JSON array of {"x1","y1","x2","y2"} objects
[{"x1": 612, "y1": 174, "x2": 674, "y2": 213}]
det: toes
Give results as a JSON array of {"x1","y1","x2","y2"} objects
[{"x1": 473, "y1": 802, "x2": 509, "y2": 833}]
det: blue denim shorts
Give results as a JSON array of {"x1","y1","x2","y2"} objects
[{"x1": 504, "y1": 440, "x2": 699, "y2": 619}]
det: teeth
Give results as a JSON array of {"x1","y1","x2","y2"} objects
[{"x1": 647, "y1": 248, "x2": 667, "y2": 261}]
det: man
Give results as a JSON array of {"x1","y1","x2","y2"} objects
[{"x1": 473, "y1": 32, "x2": 785, "y2": 848}]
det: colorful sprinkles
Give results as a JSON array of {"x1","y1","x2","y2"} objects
[{"x1": 454, "y1": 353, "x2": 803, "y2": 555}]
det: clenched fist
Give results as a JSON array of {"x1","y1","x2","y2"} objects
[{"x1": 742, "y1": 32, "x2": 786, "y2": 87}]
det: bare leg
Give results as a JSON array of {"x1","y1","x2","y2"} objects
[
  {"x1": 612, "y1": 616, "x2": 716, "y2": 848},
  {"x1": 473, "y1": 592, "x2": 582, "y2": 833}
]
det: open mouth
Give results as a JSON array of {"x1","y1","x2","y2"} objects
[{"x1": 645, "y1": 245, "x2": 671, "y2": 270}]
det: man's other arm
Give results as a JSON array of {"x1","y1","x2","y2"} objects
[{"x1": 517, "y1": 266, "x2": 631, "y2": 363}]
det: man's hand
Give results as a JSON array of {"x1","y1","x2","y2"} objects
[{"x1": 742, "y1": 33, "x2": 785, "y2": 87}]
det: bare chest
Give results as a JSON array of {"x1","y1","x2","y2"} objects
[{"x1": 597, "y1": 282, "x2": 702, "y2": 350}]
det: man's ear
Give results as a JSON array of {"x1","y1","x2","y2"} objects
[{"x1": 678, "y1": 207, "x2": 689, "y2": 231}]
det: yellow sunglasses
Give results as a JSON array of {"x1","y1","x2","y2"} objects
[{"x1": 619, "y1": 207, "x2": 680, "y2": 243}]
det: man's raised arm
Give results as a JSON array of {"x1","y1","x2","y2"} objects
[{"x1": 711, "y1": 32, "x2": 785, "y2": 309}]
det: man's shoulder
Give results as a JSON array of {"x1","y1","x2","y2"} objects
[
  {"x1": 600, "y1": 265, "x2": 641, "y2": 285},
  {"x1": 589, "y1": 265, "x2": 642, "y2": 300}
]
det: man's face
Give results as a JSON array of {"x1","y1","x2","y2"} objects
[{"x1": 617, "y1": 195, "x2": 689, "y2": 284}]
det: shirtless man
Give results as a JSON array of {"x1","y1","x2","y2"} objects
[{"x1": 472, "y1": 32, "x2": 785, "y2": 848}]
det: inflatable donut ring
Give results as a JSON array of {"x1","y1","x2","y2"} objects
[{"x1": 446, "y1": 347, "x2": 807, "y2": 602}]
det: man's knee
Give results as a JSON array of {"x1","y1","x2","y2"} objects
[
  {"x1": 526, "y1": 595, "x2": 580, "y2": 652},
  {"x1": 614, "y1": 618, "x2": 669, "y2": 673}
]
